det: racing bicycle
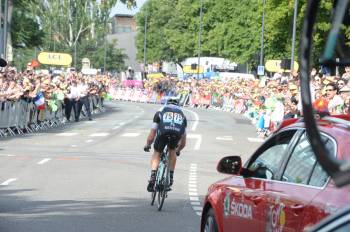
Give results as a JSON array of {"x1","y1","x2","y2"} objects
[{"x1": 150, "y1": 142, "x2": 171, "y2": 211}]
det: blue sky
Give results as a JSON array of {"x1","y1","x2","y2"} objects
[{"x1": 110, "y1": 0, "x2": 147, "y2": 16}]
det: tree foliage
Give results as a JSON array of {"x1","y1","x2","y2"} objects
[
  {"x1": 136, "y1": 0, "x2": 349, "y2": 67},
  {"x1": 11, "y1": 0, "x2": 136, "y2": 71}
]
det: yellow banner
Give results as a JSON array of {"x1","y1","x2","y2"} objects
[
  {"x1": 147, "y1": 73, "x2": 164, "y2": 80},
  {"x1": 183, "y1": 65, "x2": 204, "y2": 74},
  {"x1": 265, "y1": 60, "x2": 299, "y2": 72},
  {"x1": 38, "y1": 52, "x2": 72, "y2": 66}
]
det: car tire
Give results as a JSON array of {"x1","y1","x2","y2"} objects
[{"x1": 204, "y1": 208, "x2": 218, "y2": 232}]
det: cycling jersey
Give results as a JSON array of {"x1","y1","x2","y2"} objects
[
  {"x1": 152, "y1": 105, "x2": 187, "y2": 152},
  {"x1": 153, "y1": 105, "x2": 187, "y2": 137}
]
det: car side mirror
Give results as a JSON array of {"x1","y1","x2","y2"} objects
[{"x1": 217, "y1": 156, "x2": 242, "y2": 175}]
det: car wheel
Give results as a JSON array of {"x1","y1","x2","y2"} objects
[{"x1": 204, "y1": 208, "x2": 218, "y2": 232}]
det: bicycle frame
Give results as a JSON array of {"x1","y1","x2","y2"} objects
[{"x1": 155, "y1": 146, "x2": 170, "y2": 191}]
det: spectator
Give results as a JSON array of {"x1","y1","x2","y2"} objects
[{"x1": 326, "y1": 83, "x2": 344, "y2": 114}]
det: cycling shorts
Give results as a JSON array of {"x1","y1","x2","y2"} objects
[{"x1": 153, "y1": 133, "x2": 181, "y2": 152}]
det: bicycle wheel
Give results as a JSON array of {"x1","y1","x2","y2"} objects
[
  {"x1": 300, "y1": 0, "x2": 350, "y2": 187},
  {"x1": 151, "y1": 189, "x2": 156, "y2": 205},
  {"x1": 157, "y1": 162, "x2": 169, "y2": 211}
]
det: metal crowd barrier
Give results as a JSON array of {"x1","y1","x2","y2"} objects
[{"x1": 0, "y1": 95, "x2": 104, "y2": 138}]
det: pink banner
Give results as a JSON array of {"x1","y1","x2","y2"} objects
[{"x1": 123, "y1": 80, "x2": 143, "y2": 88}]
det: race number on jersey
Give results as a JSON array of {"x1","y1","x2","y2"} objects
[{"x1": 163, "y1": 112, "x2": 184, "y2": 125}]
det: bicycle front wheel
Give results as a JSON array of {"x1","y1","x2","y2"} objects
[
  {"x1": 157, "y1": 163, "x2": 169, "y2": 211},
  {"x1": 151, "y1": 190, "x2": 156, "y2": 205}
]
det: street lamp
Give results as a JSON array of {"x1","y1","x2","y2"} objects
[
  {"x1": 197, "y1": 0, "x2": 203, "y2": 79},
  {"x1": 290, "y1": 0, "x2": 299, "y2": 72}
]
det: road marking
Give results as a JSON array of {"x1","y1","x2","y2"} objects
[
  {"x1": 90, "y1": 133, "x2": 110, "y2": 137},
  {"x1": 189, "y1": 163, "x2": 202, "y2": 217},
  {"x1": 247, "y1": 137, "x2": 265, "y2": 143},
  {"x1": 216, "y1": 136, "x2": 233, "y2": 141},
  {"x1": 1, "y1": 178, "x2": 17, "y2": 186},
  {"x1": 71, "y1": 145, "x2": 78, "y2": 147},
  {"x1": 187, "y1": 134, "x2": 202, "y2": 150},
  {"x1": 57, "y1": 132, "x2": 77, "y2": 137},
  {"x1": 85, "y1": 121, "x2": 96, "y2": 124},
  {"x1": 121, "y1": 133, "x2": 140, "y2": 137},
  {"x1": 191, "y1": 201, "x2": 201, "y2": 206},
  {"x1": 183, "y1": 109, "x2": 199, "y2": 131},
  {"x1": 119, "y1": 122, "x2": 126, "y2": 126},
  {"x1": 37, "y1": 158, "x2": 51, "y2": 165},
  {"x1": 85, "y1": 139, "x2": 94, "y2": 143},
  {"x1": 113, "y1": 126, "x2": 120, "y2": 130}
]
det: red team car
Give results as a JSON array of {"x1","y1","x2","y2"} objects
[{"x1": 201, "y1": 115, "x2": 350, "y2": 232}]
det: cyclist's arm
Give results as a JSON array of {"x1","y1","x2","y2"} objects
[
  {"x1": 177, "y1": 131, "x2": 187, "y2": 152},
  {"x1": 146, "y1": 112, "x2": 161, "y2": 146}
]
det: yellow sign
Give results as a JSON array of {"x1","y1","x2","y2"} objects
[
  {"x1": 38, "y1": 52, "x2": 72, "y2": 66},
  {"x1": 183, "y1": 65, "x2": 204, "y2": 74},
  {"x1": 265, "y1": 60, "x2": 299, "y2": 72},
  {"x1": 147, "y1": 73, "x2": 164, "y2": 80}
]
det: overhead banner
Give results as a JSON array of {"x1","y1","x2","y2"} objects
[
  {"x1": 38, "y1": 52, "x2": 72, "y2": 66},
  {"x1": 265, "y1": 60, "x2": 299, "y2": 73}
]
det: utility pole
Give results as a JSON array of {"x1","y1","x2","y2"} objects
[
  {"x1": 143, "y1": 12, "x2": 147, "y2": 73},
  {"x1": 103, "y1": 16, "x2": 107, "y2": 74},
  {"x1": 259, "y1": 0, "x2": 266, "y2": 67},
  {"x1": 0, "y1": 0, "x2": 3, "y2": 58},
  {"x1": 3, "y1": 0, "x2": 8, "y2": 59},
  {"x1": 290, "y1": 0, "x2": 298, "y2": 73},
  {"x1": 197, "y1": 0, "x2": 203, "y2": 79}
]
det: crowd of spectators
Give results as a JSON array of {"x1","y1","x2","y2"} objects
[
  {"x1": 136, "y1": 67, "x2": 350, "y2": 137},
  {"x1": 0, "y1": 65, "x2": 112, "y2": 122}
]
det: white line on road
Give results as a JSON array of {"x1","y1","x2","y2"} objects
[
  {"x1": 183, "y1": 109, "x2": 199, "y2": 131},
  {"x1": 37, "y1": 158, "x2": 51, "y2": 165},
  {"x1": 216, "y1": 136, "x2": 233, "y2": 141},
  {"x1": 187, "y1": 134, "x2": 202, "y2": 150},
  {"x1": 71, "y1": 145, "x2": 78, "y2": 147},
  {"x1": 1, "y1": 178, "x2": 17, "y2": 186},
  {"x1": 191, "y1": 201, "x2": 201, "y2": 206},
  {"x1": 247, "y1": 137, "x2": 265, "y2": 143},
  {"x1": 85, "y1": 139, "x2": 94, "y2": 143},
  {"x1": 113, "y1": 126, "x2": 120, "y2": 130},
  {"x1": 57, "y1": 132, "x2": 77, "y2": 137},
  {"x1": 189, "y1": 163, "x2": 202, "y2": 217},
  {"x1": 119, "y1": 122, "x2": 126, "y2": 126},
  {"x1": 121, "y1": 133, "x2": 141, "y2": 137},
  {"x1": 89, "y1": 133, "x2": 110, "y2": 137}
]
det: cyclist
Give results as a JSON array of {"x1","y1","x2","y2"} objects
[{"x1": 144, "y1": 97, "x2": 187, "y2": 192}]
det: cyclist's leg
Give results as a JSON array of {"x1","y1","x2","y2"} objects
[
  {"x1": 168, "y1": 136, "x2": 182, "y2": 186},
  {"x1": 147, "y1": 135, "x2": 165, "y2": 192}
]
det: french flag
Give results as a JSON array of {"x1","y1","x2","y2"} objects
[{"x1": 33, "y1": 92, "x2": 46, "y2": 110}]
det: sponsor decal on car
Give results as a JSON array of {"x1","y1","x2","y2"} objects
[
  {"x1": 223, "y1": 192, "x2": 253, "y2": 219},
  {"x1": 266, "y1": 197, "x2": 286, "y2": 232}
]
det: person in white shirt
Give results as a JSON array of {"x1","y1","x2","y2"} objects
[{"x1": 75, "y1": 78, "x2": 92, "y2": 121}]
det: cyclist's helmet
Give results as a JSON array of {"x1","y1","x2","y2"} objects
[{"x1": 167, "y1": 97, "x2": 179, "y2": 106}]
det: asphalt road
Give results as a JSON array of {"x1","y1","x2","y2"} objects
[{"x1": 0, "y1": 101, "x2": 262, "y2": 232}]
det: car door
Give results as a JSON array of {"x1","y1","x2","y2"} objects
[
  {"x1": 265, "y1": 131, "x2": 331, "y2": 232},
  {"x1": 222, "y1": 129, "x2": 298, "y2": 232}
]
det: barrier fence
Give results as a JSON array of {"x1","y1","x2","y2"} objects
[
  {"x1": 109, "y1": 87, "x2": 281, "y2": 136},
  {"x1": 0, "y1": 95, "x2": 104, "y2": 138}
]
